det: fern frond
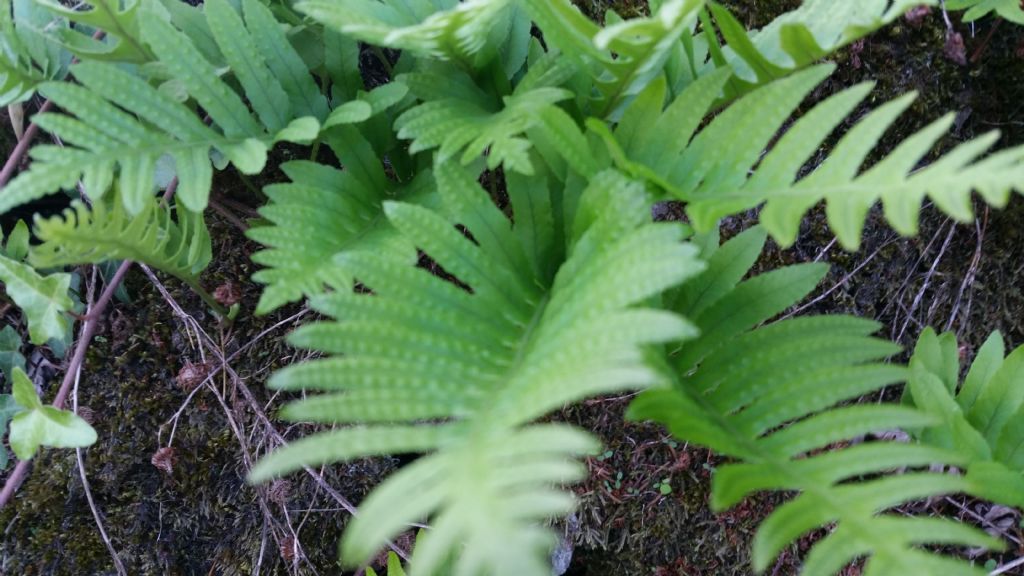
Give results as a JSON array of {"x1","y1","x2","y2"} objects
[
  {"x1": 597, "y1": 62, "x2": 1024, "y2": 250},
  {"x1": 33, "y1": 0, "x2": 152, "y2": 63},
  {"x1": 519, "y1": 0, "x2": 605, "y2": 64},
  {"x1": 0, "y1": 0, "x2": 68, "y2": 106},
  {"x1": 590, "y1": 0, "x2": 703, "y2": 117},
  {"x1": 30, "y1": 190, "x2": 211, "y2": 282},
  {"x1": 683, "y1": 0, "x2": 935, "y2": 99},
  {"x1": 629, "y1": 227, "x2": 1005, "y2": 576},
  {"x1": 947, "y1": 0, "x2": 1024, "y2": 24},
  {"x1": 1, "y1": 0, "x2": 324, "y2": 215},
  {"x1": 298, "y1": 0, "x2": 526, "y2": 69},
  {"x1": 519, "y1": 0, "x2": 704, "y2": 118},
  {"x1": 395, "y1": 54, "x2": 575, "y2": 174},
  {"x1": 249, "y1": 163, "x2": 705, "y2": 574},
  {"x1": 246, "y1": 126, "x2": 436, "y2": 315},
  {"x1": 323, "y1": 81, "x2": 410, "y2": 129},
  {"x1": 907, "y1": 329, "x2": 1024, "y2": 507},
  {"x1": 523, "y1": 0, "x2": 923, "y2": 115}
]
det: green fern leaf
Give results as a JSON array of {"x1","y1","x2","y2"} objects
[
  {"x1": 0, "y1": 0, "x2": 68, "y2": 105},
  {"x1": 250, "y1": 164, "x2": 705, "y2": 574},
  {"x1": 30, "y1": 190, "x2": 211, "y2": 282},
  {"x1": 628, "y1": 229, "x2": 1005, "y2": 575},
  {"x1": 908, "y1": 328, "x2": 1024, "y2": 507},
  {"x1": 151, "y1": 0, "x2": 223, "y2": 65},
  {"x1": 1, "y1": 0, "x2": 325, "y2": 215},
  {"x1": 947, "y1": 0, "x2": 1024, "y2": 24},
  {"x1": 246, "y1": 126, "x2": 436, "y2": 314},
  {"x1": 519, "y1": 0, "x2": 605, "y2": 65},
  {"x1": 297, "y1": 0, "x2": 523, "y2": 68},
  {"x1": 240, "y1": 0, "x2": 329, "y2": 121},
  {"x1": 590, "y1": 0, "x2": 703, "y2": 117},
  {"x1": 597, "y1": 62, "x2": 1024, "y2": 250},
  {"x1": 395, "y1": 55, "x2": 574, "y2": 174},
  {"x1": 523, "y1": 0, "x2": 705, "y2": 117},
  {"x1": 33, "y1": 0, "x2": 152, "y2": 62},
  {"x1": 204, "y1": 0, "x2": 291, "y2": 133},
  {"x1": 675, "y1": 0, "x2": 936, "y2": 100},
  {"x1": 323, "y1": 81, "x2": 410, "y2": 128}
]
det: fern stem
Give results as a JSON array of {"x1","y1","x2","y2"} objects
[
  {"x1": 208, "y1": 198, "x2": 249, "y2": 232},
  {"x1": 183, "y1": 276, "x2": 229, "y2": 318},
  {"x1": 236, "y1": 171, "x2": 264, "y2": 200},
  {"x1": 0, "y1": 99, "x2": 52, "y2": 189}
]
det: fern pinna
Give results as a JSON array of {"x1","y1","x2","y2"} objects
[
  {"x1": 628, "y1": 227, "x2": 1006, "y2": 576},
  {"x1": 250, "y1": 163, "x2": 706, "y2": 573},
  {"x1": 907, "y1": 329, "x2": 1024, "y2": 508},
  {"x1": 587, "y1": 61, "x2": 1024, "y2": 251},
  {"x1": 30, "y1": 190, "x2": 211, "y2": 285},
  {"x1": 0, "y1": 0, "x2": 68, "y2": 107},
  {"x1": 0, "y1": 0, "x2": 325, "y2": 217},
  {"x1": 247, "y1": 126, "x2": 436, "y2": 314},
  {"x1": 946, "y1": 0, "x2": 1024, "y2": 25}
]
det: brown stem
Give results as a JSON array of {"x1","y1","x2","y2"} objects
[
  {"x1": 208, "y1": 198, "x2": 249, "y2": 232},
  {"x1": 52, "y1": 260, "x2": 131, "y2": 408},
  {"x1": 970, "y1": 19, "x2": 1002, "y2": 64},
  {"x1": 0, "y1": 99, "x2": 53, "y2": 189}
]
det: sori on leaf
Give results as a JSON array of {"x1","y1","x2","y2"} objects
[
  {"x1": 628, "y1": 227, "x2": 1007, "y2": 576},
  {"x1": 248, "y1": 162, "x2": 706, "y2": 575}
]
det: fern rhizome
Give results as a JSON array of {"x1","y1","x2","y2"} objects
[{"x1": 0, "y1": 0, "x2": 1022, "y2": 574}]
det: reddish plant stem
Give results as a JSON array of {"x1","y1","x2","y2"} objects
[
  {"x1": 0, "y1": 30, "x2": 105, "y2": 190},
  {"x1": 0, "y1": 461, "x2": 28, "y2": 508},
  {"x1": 52, "y1": 261, "x2": 131, "y2": 408},
  {"x1": 0, "y1": 100, "x2": 53, "y2": 189},
  {"x1": 969, "y1": 19, "x2": 1002, "y2": 63}
]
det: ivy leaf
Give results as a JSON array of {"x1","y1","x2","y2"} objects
[
  {"x1": 0, "y1": 325, "x2": 26, "y2": 381},
  {"x1": 8, "y1": 367, "x2": 96, "y2": 460},
  {"x1": 0, "y1": 256, "x2": 74, "y2": 345},
  {"x1": 0, "y1": 394, "x2": 20, "y2": 469}
]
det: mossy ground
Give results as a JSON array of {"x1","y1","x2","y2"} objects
[{"x1": 2, "y1": 2, "x2": 1024, "y2": 575}]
